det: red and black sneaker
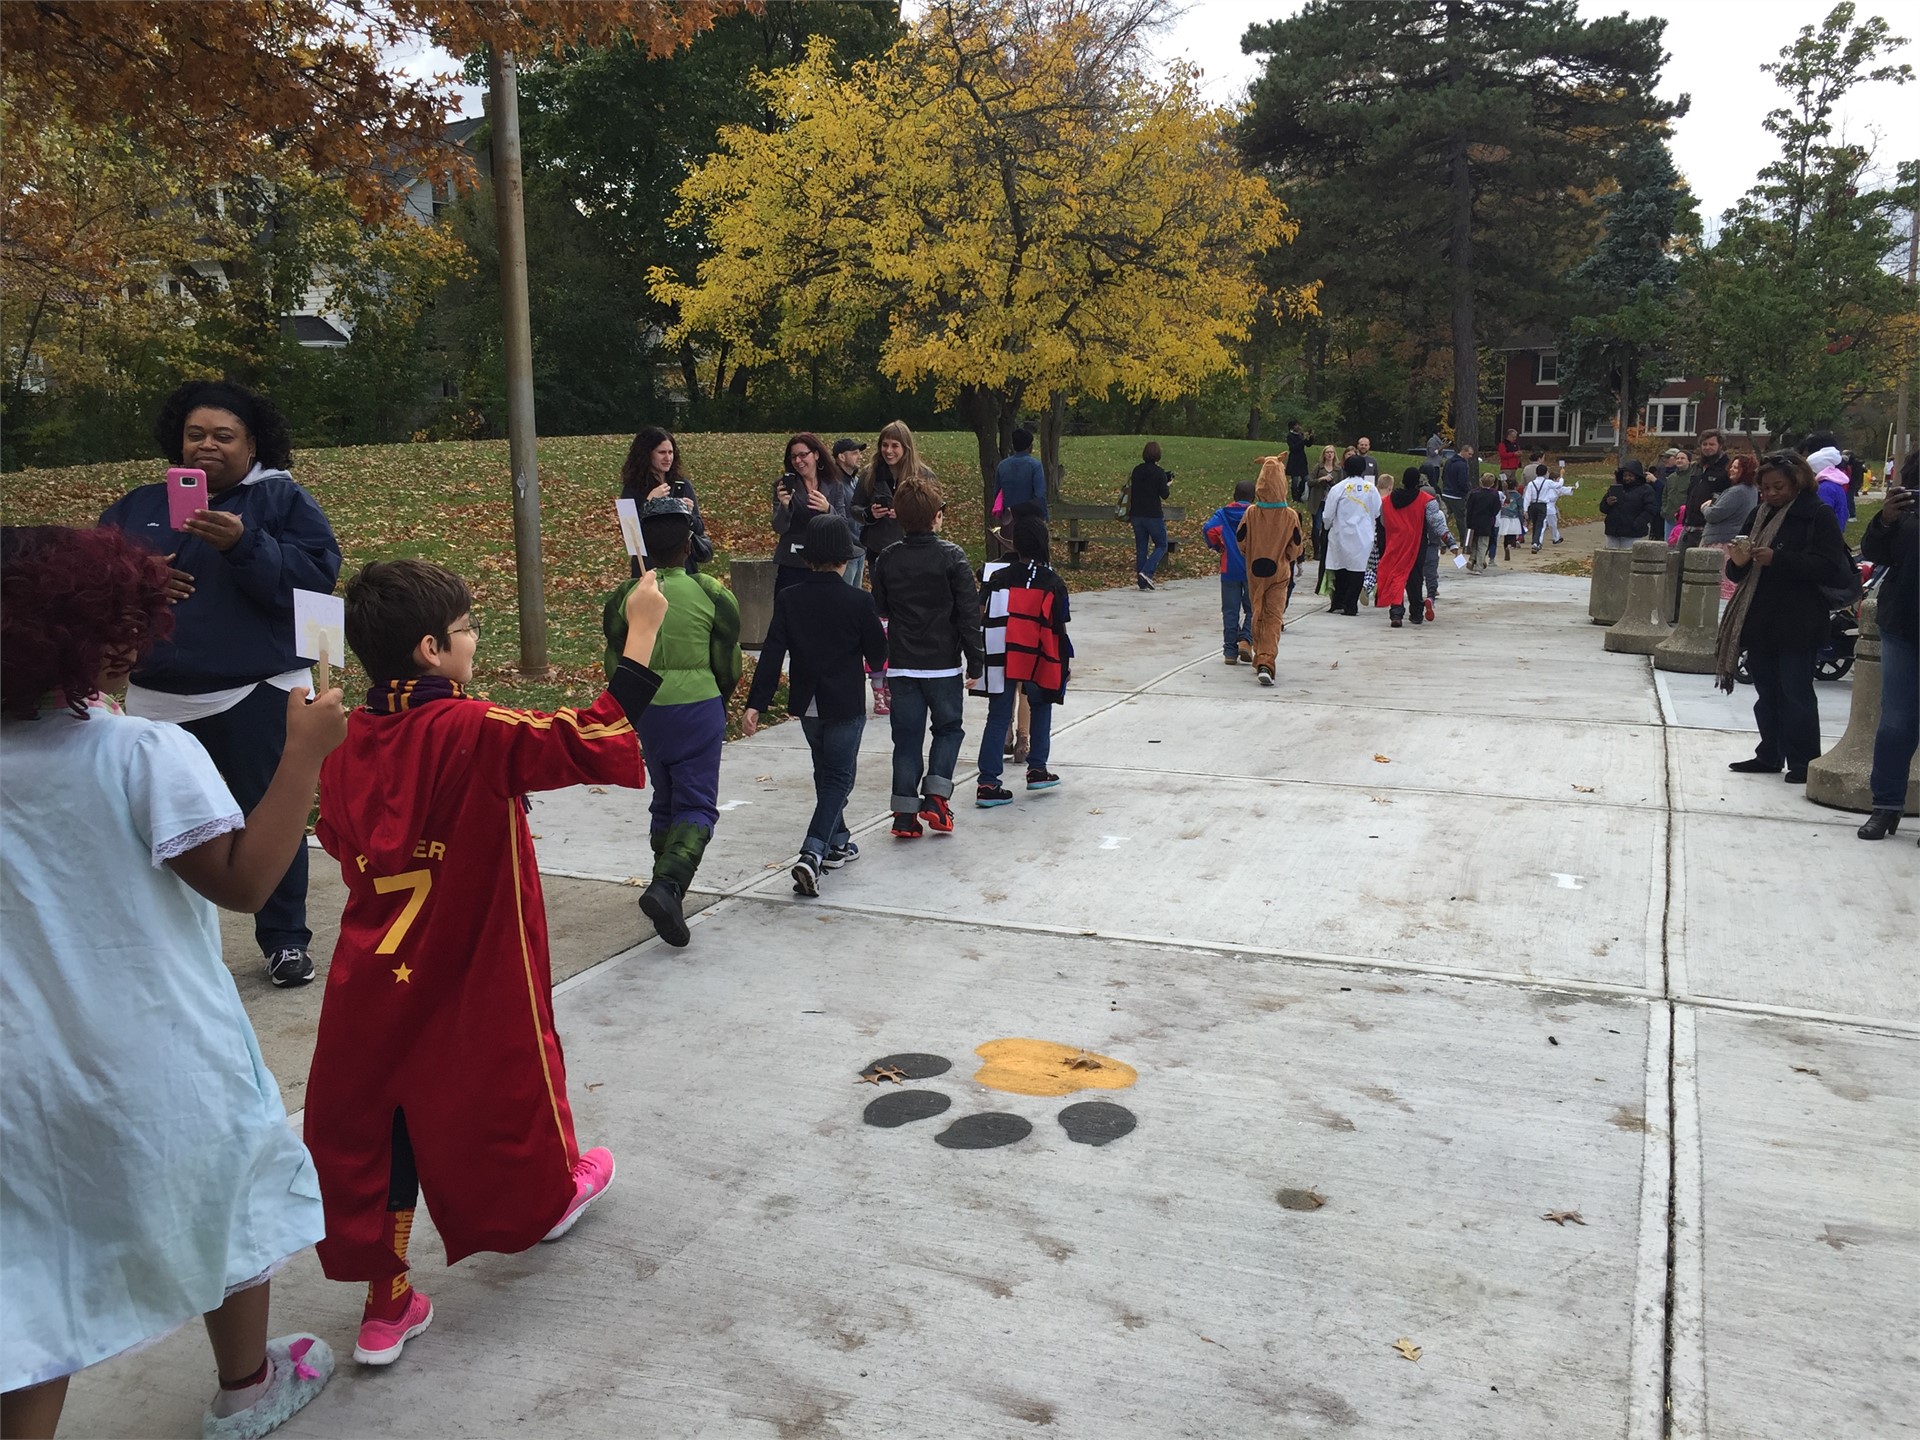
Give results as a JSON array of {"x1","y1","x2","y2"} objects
[
  {"x1": 918, "y1": 795, "x2": 955, "y2": 833},
  {"x1": 890, "y1": 812, "x2": 924, "y2": 839}
]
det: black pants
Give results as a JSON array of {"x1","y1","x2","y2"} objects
[
  {"x1": 1331, "y1": 569, "x2": 1365, "y2": 615},
  {"x1": 773, "y1": 564, "x2": 809, "y2": 595},
  {"x1": 182, "y1": 681, "x2": 310, "y2": 955},
  {"x1": 1746, "y1": 645, "x2": 1822, "y2": 771},
  {"x1": 1406, "y1": 541, "x2": 1432, "y2": 623}
]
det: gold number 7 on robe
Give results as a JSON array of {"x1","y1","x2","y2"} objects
[{"x1": 372, "y1": 869, "x2": 434, "y2": 955}]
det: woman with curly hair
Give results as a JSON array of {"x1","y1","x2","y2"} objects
[
  {"x1": 0, "y1": 525, "x2": 348, "y2": 1440},
  {"x1": 98, "y1": 379, "x2": 342, "y2": 989},
  {"x1": 618, "y1": 426, "x2": 713, "y2": 575}
]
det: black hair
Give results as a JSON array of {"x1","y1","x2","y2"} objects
[
  {"x1": 1011, "y1": 427, "x2": 1033, "y2": 453},
  {"x1": 619, "y1": 426, "x2": 684, "y2": 496},
  {"x1": 1399, "y1": 466, "x2": 1424, "y2": 489},
  {"x1": 1010, "y1": 515, "x2": 1050, "y2": 564},
  {"x1": 154, "y1": 379, "x2": 292, "y2": 469},
  {"x1": 344, "y1": 559, "x2": 473, "y2": 684},
  {"x1": 640, "y1": 515, "x2": 694, "y2": 565},
  {"x1": 1796, "y1": 430, "x2": 1839, "y2": 456},
  {"x1": 1233, "y1": 478, "x2": 1256, "y2": 502},
  {"x1": 1343, "y1": 453, "x2": 1367, "y2": 477},
  {"x1": 1287, "y1": 418, "x2": 1301, "y2": 429}
]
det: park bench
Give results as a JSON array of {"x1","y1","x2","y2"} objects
[{"x1": 1052, "y1": 501, "x2": 1187, "y2": 570}]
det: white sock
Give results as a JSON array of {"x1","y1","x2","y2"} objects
[{"x1": 211, "y1": 1362, "x2": 273, "y2": 1419}]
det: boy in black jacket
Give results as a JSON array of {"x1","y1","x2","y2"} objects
[
  {"x1": 743, "y1": 515, "x2": 889, "y2": 895},
  {"x1": 870, "y1": 477, "x2": 985, "y2": 838}
]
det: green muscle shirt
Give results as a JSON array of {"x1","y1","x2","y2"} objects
[{"x1": 602, "y1": 568, "x2": 742, "y2": 707}]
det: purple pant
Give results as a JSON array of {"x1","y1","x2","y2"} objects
[{"x1": 636, "y1": 696, "x2": 726, "y2": 832}]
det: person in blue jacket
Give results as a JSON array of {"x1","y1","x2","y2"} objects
[
  {"x1": 1203, "y1": 478, "x2": 1256, "y2": 664},
  {"x1": 993, "y1": 427, "x2": 1048, "y2": 519},
  {"x1": 99, "y1": 380, "x2": 341, "y2": 988}
]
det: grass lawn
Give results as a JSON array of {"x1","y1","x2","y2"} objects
[{"x1": 4, "y1": 432, "x2": 1405, "y2": 717}]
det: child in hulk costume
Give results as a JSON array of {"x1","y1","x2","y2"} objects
[{"x1": 602, "y1": 496, "x2": 742, "y2": 948}]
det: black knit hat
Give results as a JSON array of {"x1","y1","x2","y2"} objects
[{"x1": 801, "y1": 512, "x2": 854, "y2": 564}]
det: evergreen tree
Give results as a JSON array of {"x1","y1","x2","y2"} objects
[
  {"x1": 1559, "y1": 136, "x2": 1699, "y2": 459},
  {"x1": 1236, "y1": 0, "x2": 1677, "y2": 449},
  {"x1": 1685, "y1": 3, "x2": 1913, "y2": 440}
]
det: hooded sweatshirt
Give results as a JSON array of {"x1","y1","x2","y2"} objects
[
  {"x1": 1203, "y1": 500, "x2": 1252, "y2": 582},
  {"x1": 1808, "y1": 446, "x2": 1852, "y2": 534}
]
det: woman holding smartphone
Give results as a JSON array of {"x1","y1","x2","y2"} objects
[
  {"x1": 1714, "y1": 450, "x2": 1855, "y2": 785},
  {"x1": 618, "y1": 426, "x2": 712, "y2": 575},
  {"x1": 770, "y1": 433, "x2": 838, "y2": 595},
  {"x1": 98, "y1": 380, "x2": 341, "y2": 989}
]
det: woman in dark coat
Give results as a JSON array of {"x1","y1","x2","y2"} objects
[
  {"x1": 1856, "y1": 450, "x2": 1918, "y2": 839},
  {"x1": 1716, "y1": 450, "x2": 1856, "y2": 784},
  {"x1": 619, "y1": 427, "x2": 712, "y2": 575}
]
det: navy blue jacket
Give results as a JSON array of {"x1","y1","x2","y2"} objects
[
  {"x1": 743, "y1": 571, "x2": 889, "y2": 721},
  {"x1": 100, "y1": 470, "x2": 342, "y2": 693},
  {"x1": 994, "y1": 453, "x2": 1048, "y2": 517},
  {"x1": 1441, "y1": 454, "x2": 1478, "y2": 500}
]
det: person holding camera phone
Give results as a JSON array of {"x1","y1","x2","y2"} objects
[
  {"x1": 771, "y1": 433, "x2": 840, "y2": 597},
  {"x1": 1857, "y1": 451, "x2": 1918, "y2": 840},
  {"x1": 1128, "y1": 441, "x2": 1173, "y2": 591},
  {"x1": 1715, "y1": 450, "x2": 1856, "y2": 785}
]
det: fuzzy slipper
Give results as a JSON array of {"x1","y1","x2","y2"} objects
[{"x1": 201, "y1": 1334, "x2": 334, "y2": 1440}]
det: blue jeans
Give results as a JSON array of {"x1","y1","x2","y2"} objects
[
  {"x1": 1132, "y1": 518, "x2": 1168, "y2": 578},
  {"x1": 842, "y1": 553, "x2": 865, "y2": 590},
  {"x1": 799, "y1": 714, "x2": 864, "y2": 859},
  {"x1": 977, "y1": 685, "x2": 1054, "y2": 784},
  {"x1": 887, "y1": 674, "x2": 965, "y2": 813},
  {"x1": 1745, "y1": 646, "x2": 1821, "y2": 771},
  {"x1": 1873, "y1": 629, "x2": 1918, "y2": 810},
  {"x1": 1220, "y1": 577, "x2": 1251, "y2": 655}
]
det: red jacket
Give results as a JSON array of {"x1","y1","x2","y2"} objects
[{"x1": 307, "y1": 687, "x2": 643, "y2": 1278}]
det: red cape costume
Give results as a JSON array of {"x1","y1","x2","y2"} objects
[
  {"x1": 307, "y1": 686, "x2": 643, "y2": 1278},
  {"x1": 1375, "y1": 488, "x2": 1433, "y2": 609}
]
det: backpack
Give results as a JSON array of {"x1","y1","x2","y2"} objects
[{"x1": 1114, "y1": 481, "x2": 1130, "y2": 521}]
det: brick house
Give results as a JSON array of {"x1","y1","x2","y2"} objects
[{"x1": 1497, "y1": 335, "x2": 1772, "y2": 453}]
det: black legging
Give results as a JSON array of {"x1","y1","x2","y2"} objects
[{"x1": 1331, "y1": 569, "x2": 1365, "y2": 615}]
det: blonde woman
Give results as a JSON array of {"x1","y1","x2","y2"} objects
[
  {"x1": 852, "y1": 421, "x2": 935, "y2": 716},
  {"x1": 1309, "y1": 444, "x2": 1340, "y2": 582}
]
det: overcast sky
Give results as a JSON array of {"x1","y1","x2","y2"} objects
[{"x1": 1155, "y1": 0, "x2": 1919, "y2": 226}]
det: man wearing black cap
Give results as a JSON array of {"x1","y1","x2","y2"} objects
[
  {"x1": 830, "y1": 438, "x2": 868, "y2": 588},
  {"x1": 601, "y1": 495, "x2": 742, "y2": 945},
  {"x1": 742, "y1": 513, "x2": 889, "y2": 895}
]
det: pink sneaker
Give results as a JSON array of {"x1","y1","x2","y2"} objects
[
  {"x1": 353, "y1": 1290, "x2": 433, "y2": 1366},
  {"x1": 542, "y1": 1146, "x2": 615, "y2": 1241}
]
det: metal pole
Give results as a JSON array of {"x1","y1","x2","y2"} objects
[{"x1": 488, "y1": 47, "x2": 547, "y2": 673}]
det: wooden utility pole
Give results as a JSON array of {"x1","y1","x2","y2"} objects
[
  {"x1": 1896, "y1": 192, "x2": 1918, "y2": 481},
  {"x1": 487, "y1": 48, "x2": 548, "y2": 673}
]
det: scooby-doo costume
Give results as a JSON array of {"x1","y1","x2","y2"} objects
[{"x1": 1235, "y1": 457, "x2": 1305, "y2": 678}]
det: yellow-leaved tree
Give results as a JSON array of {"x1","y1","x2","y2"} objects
[{"x1": 655, "y1": 0, "x2": 1308, "y2": 524}]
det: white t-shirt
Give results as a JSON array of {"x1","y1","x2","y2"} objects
[{"x1": 0, "y1": 710, "x2": 323, "y2": 1390}]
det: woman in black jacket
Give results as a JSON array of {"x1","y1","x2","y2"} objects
[
  {"x1": 1715, "y1": 451, "x2": 1856, "y2": 784},
  {"x1": 1128, "y1": 440, "x2": 1172, "y2": 590},
  {"x1": 1599, "y1": 459, "x2": 1661, "y2": 548},
  {"x1": 620, "y1": 426, "x2": 712, "y2": 575},
  {"x1": 1857, "y1": 450, "x2": 1918, "y2": 839}
]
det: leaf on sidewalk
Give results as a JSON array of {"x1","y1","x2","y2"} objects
[
  {"x1": 588, "y1": 786, "x2": 608, "y2": 794},
  {"x1": 1330, "y1": 661, "x2": 1340, "y2": 669},
  {"x1": 1392, "y1": 1337, "x2": 1422, "y2": 1361},
  {"x1": 857, "y1": 1064, "x2": 907, "y2": 1086},
  {"x1": 755, "y1": 774, "x2": 774, "y2": 782},
  {"x1": 1571, "y1": 784, "x2": 1596, "y2": 793},
  {"x1": 1541, "y1": 1210, "x2": 1586, "y2": 1226},
  {"x1": 1791, "y1": 1065, "x2": 1821, "y2": 1076},
  {"x1": 1373, "y1": 754, "x2": 1391, "y2": 764},
  {"x1": 622, "y1": 876, "x2": 646, "y2": 886}
]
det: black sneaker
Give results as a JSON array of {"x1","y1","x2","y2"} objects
[
  {"x1": 1024, "y1": 770, "x2": 1060, "y2": 791},
  {"x1": 266, "y1": 947, "x2": 314, "y2": 987},
  {"x1": 791, "y1": 852, "x2": 822, "y2": 896},
  {"x1": 977, "y1": 782, "x2": 1014, "y2": 807},
  {"x1": 823, "y1": 840, "x2": 859, "y2": 869}
]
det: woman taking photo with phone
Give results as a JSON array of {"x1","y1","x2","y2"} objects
[
  {"x1": 771, "y1": 433, "x2": 842, "y2": 596},
  {"x1": 619, "y1": 426, "x2": 712, "y2": 575},
  {"x1": 98, "y1": 379, "x2": 341, "y2": 989},
  {"x1": 1714, "y1": 450, "x2": 1855, "y2": 785}
]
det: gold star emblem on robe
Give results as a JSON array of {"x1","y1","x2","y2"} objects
[{"x1": 392, "y1": 963, "x2": 413, "y2": 984}]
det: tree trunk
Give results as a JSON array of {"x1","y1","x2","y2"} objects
[
  {"x1": 1616, "y1": 358, "x2": 1631, "y2": 465},
  {"x1": 961, "y1": 384, "x2": 1005, "y2": 550},
  {"x1": 1447, "y1": 130, "x2": 1478, "y2": 453},
  {"x1": 678, "y1": 342, "x2": 701, "y2": 415},
  {"x1": 1040, "y1": 390, "x2": 1066, "y2": 505},
  {"x1": 711, "y1": 343, "x2": 730, "y2": 405},
  {"x1": 1245, "y1": 351, "x2": 1263, "y2": 440},
  {"x1": 728, "y1": 364, "x2": 748, "y2": 399}
]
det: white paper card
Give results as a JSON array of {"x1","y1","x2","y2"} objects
[
  {"x1": 1452, "y1": 552, "x2": 1469, "y2": 569},
  {"x1": 982, "y1": 561, "x2": 1010, "y2": 581},
  {"x1": 615, "y1": 498, "x2": 647, "y2": 560},
  {"x1": 292, "y1": 589, "x2": 346, "y2": 669}
]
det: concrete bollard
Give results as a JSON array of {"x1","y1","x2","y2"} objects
[
  {"x1": 1603, "y1": 540, "x2": 1672, "y2": 654},
  {"x1": 730, "y1": 557, "x2": 778, "y2": 650},
  {"x1": 1653, "y1": 548, "x2": 1726, "y2": 673},
  {"x1": 1588, "y1": 546, "x2": 1632, "y2": 626},
  {"x1": 1806, "y1": 599, "x2": 1920, "y2": 816}
]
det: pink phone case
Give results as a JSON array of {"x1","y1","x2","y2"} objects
[{"x1": 166, "y1": 468, "x2": 206, "y2": 530}]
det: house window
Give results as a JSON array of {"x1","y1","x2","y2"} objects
[
  {"x1": 1535, "y1": 352, "x2": 1558, "y2": 386},
  {"x1": 1645, "y1": 401, "x2": 1697, "y2": 435},
  {"x1": 1521, "y1": 402, "x2": 1564, "y2": 435},
  {"x1": 1720, "y1": 402, "x2": 1767, "y2": 435}
]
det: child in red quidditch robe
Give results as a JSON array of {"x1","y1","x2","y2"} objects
[{"x1": 305, "y1": 560, "x2": 666, "y2": 1370}]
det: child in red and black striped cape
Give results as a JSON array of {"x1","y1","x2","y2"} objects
[{"x1": 973, "y1": 515, "x2": 1073, "y2": 806}]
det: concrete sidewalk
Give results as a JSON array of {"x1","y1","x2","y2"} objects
[{"x1": 69, "y1": 572, "x2": 1916, "y2": 1439}]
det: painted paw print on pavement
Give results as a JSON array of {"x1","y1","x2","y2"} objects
[{"x1": 858, "y1": 1039, "x2": 1138, "y2": 1148}]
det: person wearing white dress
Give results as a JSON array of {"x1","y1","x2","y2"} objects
[
  {"x1": 1322, "y1": 453, "x2": 1384, "y2": 615},
  {"x1": 1, "y1": 525, "x2": 346, "y2": 1440}
]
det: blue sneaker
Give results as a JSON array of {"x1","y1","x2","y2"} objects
[
  {"x1": 1025, "y1": 770, "x2": 1060, "y2": 791},
  {"x1": 823, "y1": 840, "x2": 859, "y2": 869}
]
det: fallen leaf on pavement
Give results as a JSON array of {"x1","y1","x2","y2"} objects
[
  {"x1": 1330, "y1": 661, "x2": 1340, "y2": 669},
  {"x1": 1373, "y1": 754, "x2": 1391, "y2": 764},
  {"x1": 585, "y1": 1082, "x2": 603, "y2": 1091},
  {"x1": 1791, "y1": 1065, "x2": 1821, "y2": 1076},
  {"x1": 755, "y1": 774, "x2": 774, "y2": 782},
  {"x1": 857, "y1": 1064, "x2": 907, "y2": 1086},
  {"x1": 1572, "y1": 784, "x2": 1595, "y2": 793},
  {"x1": 588, "y1": 786, "x2": 608, "y2": 794},
  {"x1": 1089, "y1": 807, "x2": 1103, "y2": 814},
  {"x1": 622, "y1": 877, "x2": 646, "y2": 886},
  {"x1": 1542, "y1": 1210, "x2": 1586, "y2": 1226},
  {"x1": 1198, "y1": 1335, "x2": 1228, "y2": 1350},
  {"x1": 1392, "y1": 1338, "x2": 1422, "y2": 1361},
  {"x1": 1369, "y1": 794, "x2": 1393, "y2": 804}
]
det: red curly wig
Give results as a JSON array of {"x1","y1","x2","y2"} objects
[{"x1": 1, "y1": 526, "x2": 175, "y2": 720}]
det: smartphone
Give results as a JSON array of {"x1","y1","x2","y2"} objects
[{"x1": 166, "y1": 468, "x2": 206, "y2": 530}]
